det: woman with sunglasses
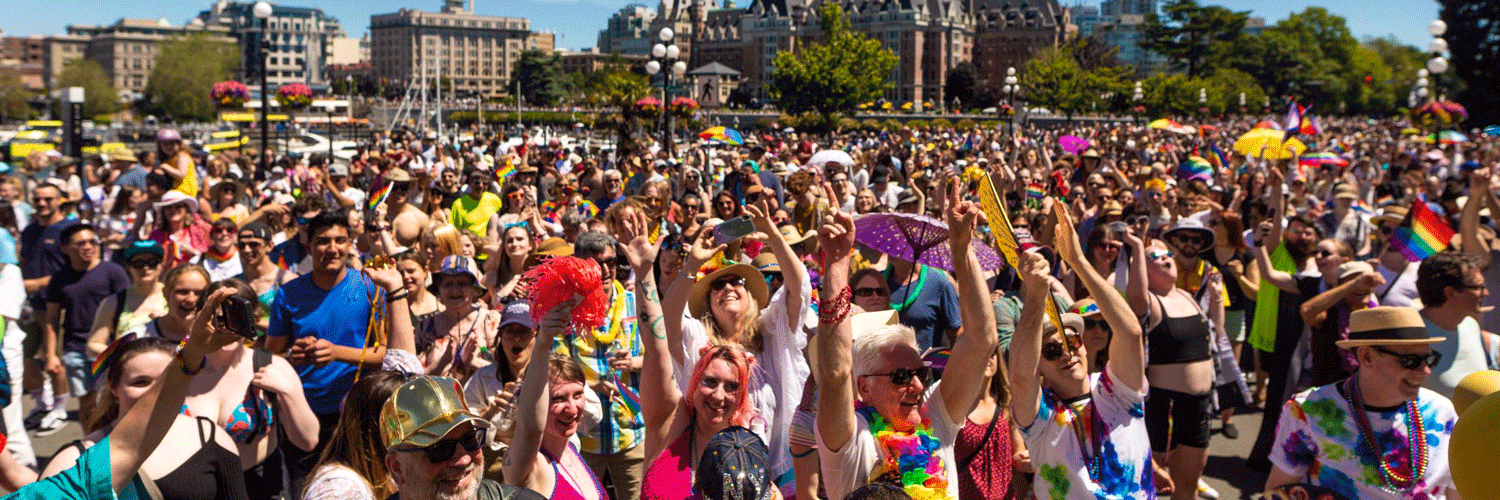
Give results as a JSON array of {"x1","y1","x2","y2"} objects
[
  {"x1": 1127, "y1": 222, "x2": 1222, "y2": 500},
  {"x1": 146, "y1": 191, "x2": 211, "y2": 268},
  {"x1": 849, "y1": 268, "x2": 892, "y2": 314},
  {"x1": 87, "y1": 241, "x2": 169, "y2": 359},
  {"x1": 1011, "y1": 204, "x2": 1152, "y2": 500},
  {"x1": 195, "y1": 218, "x2": 244, "y2": 282},
  {"x1": 677, "y1": 193, "x2": 705, "y2": 239},
  {"x1": 660, "y1": 198, "x2": 810, "y2": 498},
  {"x1": 616, "y1": 212, "x2": 759, "y2": 500}
]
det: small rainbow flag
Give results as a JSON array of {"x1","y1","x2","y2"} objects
[
  {"x1": 367, "y1": 182, "x2": 394, "y2": 212},
  {"x1": 923, "y1": 348, "x2": 951, "y2": 373},
  {"x1": 1071, "y1": 301, "x2": 1100, "y2": 316},
  {"x1": 1208, "y1": 144, "x2": 1229, "y2": 168},
  {"x1": 1025, "y1": 183, "x2": 1045, "y2": 207},
  {"x1": 493, "y1": 160, "x2": 516, "y2": 185},
  {"x1": 1390, "y1": 200, "x2": 1455, "y2": 262},
  {"x1": 577, "y1": 200, "x2": 600, "y2": 218},
  {"x1": 1178, "y1": 156, "x2": 1213, "y2": 182},
  {"x1": 613, "y1": 376, "x2": 642, "y2": 415},
  {"x1": 91, "y1": 333, "x2": 138, "y2": 384},
  {"x1": 275, "y1": 252, "x2": 290, "y2": 271}
]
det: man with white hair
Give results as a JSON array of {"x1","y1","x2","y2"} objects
[
  {"x1": 813, "y1": 190, "x2": 995, "y2": 500},
  {"x1": 1009, "y1": 206, "x2": 1154, "y2": 499}
]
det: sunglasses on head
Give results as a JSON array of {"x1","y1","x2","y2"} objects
[
  {"x1": 1041, "y1": 333, "x2": 1084, "y2": 361},
  {"x1": 1370, "y1": 346, "x2": 1442, "y2": 370},
  {"x1": 859, "y1": 366, "x2": 933, "y2": 386},
  {"x1": 395, "y1": 428, "x2": 487, "y2": 464},
  {"x1": 711, "y1": 276, "x2": 746, "y2": 291}
]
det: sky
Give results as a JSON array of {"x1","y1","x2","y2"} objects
[{"x1": 0, "y1": 0, "x2": 1443, "y2": 53}]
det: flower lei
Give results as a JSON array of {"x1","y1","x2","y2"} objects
[{"x1": 854, "y1": 402, "x2": 953, "y2": 500}]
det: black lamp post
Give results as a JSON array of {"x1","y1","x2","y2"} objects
[
  {"x1": 254, "y1": 1, "x2": 272, "y2": 176},
  {"x1": 645, "y1": 27, "x2": 685, "y2": 153}
]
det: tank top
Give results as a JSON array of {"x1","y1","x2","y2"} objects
[
  {"x1": 954, "y1": 408, "x2": 1013, "y2": 500},
  {"x1": 540, "y1": 442, "x2": 606, "y2": 500},
  {"x1": 1146, "y1": 295, "x2": 1212, "y2": 365},
  {"x1": 152, "y1": 416, "x2": 249, "y2": 500},
  {"x1": 640, "y1": 428, "x2": 694, "y2": 500}
]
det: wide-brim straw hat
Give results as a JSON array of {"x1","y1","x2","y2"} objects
[
  {"x1": 688, "y1": 263, "x2": 769, "y2": 318},
  {"x1": 1337, "y1": 306, "x2": 1442, "y2": 349}
]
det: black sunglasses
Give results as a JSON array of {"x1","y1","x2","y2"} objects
[
  {"x1": 1316, "y1": 250, "x2": 1336, "y2": 258},
  {"x1": 853, "y1": 287, "x2": 888, "y2": 298},
  {"x1": 127, "y1": 258, "x2": 162, "y2": 269},
  {"x1": 859, "y1": 366, "x2": 933, "y2": 387},
  {"x1": 1041, "y1": 333, "x2": 1084, "y2": 361},
  {"x1": 1370, "y1": 346, "x2": 1442, "y2": 371},
  {"x1": 395, "y1": 428, "x2": 487, "y2": 464},
  {"x1": 711, "y1": 276, "x2": 746, "y2": 291},
  {"x1": 1084, "y1": 318, "x2": 1108, "y2": 330}
]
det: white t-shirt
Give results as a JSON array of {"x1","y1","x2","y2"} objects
[
  {"x1": 815, "y1": 382, "x2": 961, "y2": 500},
  {"x1": 1423, "y1": 316, "x2": 1500, "y2": 399},
  {"x1": 1022, "y1": 366, "x2": 1155, "y2": 500},
  {"x1": 1374, "y1": 261, "x2": 1420, "y2": 307},
  {"x1": 196, "y1": 254, "x2": 243, "y2": 283}
]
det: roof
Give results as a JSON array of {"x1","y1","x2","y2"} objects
[{"x1": 688, "y1": 61, "x2": 742, "y2": 76}]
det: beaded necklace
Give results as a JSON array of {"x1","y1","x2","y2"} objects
[
  {"x1": 854, "y1": 402, "x2": 952, "y2": 500},
  {"x1": 1345, "y1": 376, "x2": 1427, "y2": 491},
  {"x1": 1053, "y1": 391, "x2": 1105, "y2": 484}
]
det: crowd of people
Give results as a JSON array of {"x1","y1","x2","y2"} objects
[{"x1": 0, "y1": 113, "x2": 1492, "y2": 500}]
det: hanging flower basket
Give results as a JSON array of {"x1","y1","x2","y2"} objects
[
  {"x1": 1414, "y1": 100, "x2": 1468, "y2": 125},
  {"x1": 276, "y1": 83, "x2": 313, "y2": 110},
  {"x1": 634, "y1": 96, "x2": 662, "y2": 120},
  {"x1": 670, "y1": 97, "x2": 699, "y2": 119},
  {"x1": 211, "y1": 80, "x2": 249, "y2": 108}
]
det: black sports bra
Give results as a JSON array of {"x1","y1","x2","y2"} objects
[{"x1": 1146, "y1": 296, "x2": 1212, "y2": 365}]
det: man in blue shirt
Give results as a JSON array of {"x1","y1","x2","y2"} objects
[
  {"x1": 267, "y1": 211, "x2": 406, "y2": 493},
  {"x1": 884, "y1": 256, "x2": 963, "y2": 351}
]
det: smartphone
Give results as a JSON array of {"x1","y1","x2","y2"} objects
[
  {"x1": 714, "y1": 216, "x2": 757, "y2": 246},
  {"x1": 219, "y1": 295, "x2": 258, "y2": 340}
]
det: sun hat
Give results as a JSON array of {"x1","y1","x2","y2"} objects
[
  {"x1": 1161, "y1": 218, "x2": 1214, "y2": 243},
  {"x1": 328, "y1": 163, "x2": 349, "y2": 177},
  {"x1": 1337, "y1": 306, "x2": 1443, "y2": 349},
  {"x1": 431, "y1": 255, "x2": 485, "y2": 292},
  {"x1": 695, "y1": 426, "x2": 775, "y2": 500},
  {"x1": 523, "y1": 237, "x2": 575, "y2": 269},
  {"x1": 499, "y1": 301, "x2": 534, "y2": 330},
  {"x1": 153, "y1": 190, "x2": 198, "y2": 213},
  {"x1": 1375, "y1": 205, "x2": 1408, "y2": 225},
  {"x1": 1070, "y1": 298, "x2": 1102, "y2": 318},
  {"x1": 750, "y1": 251, "x2": 780, "y2": 274},
  {"x1": 777, "y1": 225, "x2": 814, "y2": 245},
  {"x1": 688, "y1": 262, "x2": 769, "y2": 318},
  {"x1": 108, "y1": 149, "x2": 139, "y2": 163},
  {"x1": 383, "y1": 168, "x2": 412, "y2": 183},
  {"x1": 380, "y1": 375, "x2": 490, "y2": 449},
  {"x1": 1333, "y1": 184, "x2": 1358, "y2": 200},
  {"x1": 1040, "y1": 312, "x2": 1086, "y2": 337},
  {"x1": 121, "y1": 240, "x2": 164, "y2": 261}
]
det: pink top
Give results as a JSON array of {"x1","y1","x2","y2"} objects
[
  {"x1": 542, "y1": 442, "x2": 606, "y2": 500},
  {"x1": 640, "y1": 428, "x2": 695, "y2": 500}
]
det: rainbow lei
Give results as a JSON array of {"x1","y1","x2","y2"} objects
[{"x1": 854, "y1": 402, "x2": 953, "y2": 500}]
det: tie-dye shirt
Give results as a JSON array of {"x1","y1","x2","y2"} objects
[
  {"x1": 1270, "y1": 383, "x2": 1457, "y2": 500},
  {"x1": 1022, "y1": 366, "x2": 1156, "y2": 500}
]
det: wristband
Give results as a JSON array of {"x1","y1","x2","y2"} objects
[
  {"x1": 387, "y1": 290, "x2": 410, "y2": 302},
  {"x1": 175, "y1": 349, "x2": 207, "y2": 376}
]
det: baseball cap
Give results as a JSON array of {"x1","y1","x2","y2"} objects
[
  {"x1": 431, "y1": 255, "x2": 484, "y2": 291},
  {"x1": 695, "y1": 427, "x2": 775, "y2": 500},
  {"x1": 380, "y1": 375, "x2": 490, "y2": 449},
  {"x1": 328, "y1": 163, "x2": 349, "y2": 177},
  {"x1": 499, "y1": 301, "x2": 534, "y2": 330},
  {"x1": 121, "y1": 240, "x2": 164, "y2": 261},
  {"x1": 238, "y1": 221, "x2": 274, "y2": 242}
]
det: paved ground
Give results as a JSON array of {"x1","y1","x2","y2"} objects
[{"x1": 10, "y1": 399, "x2": 1271, "y2": 499}]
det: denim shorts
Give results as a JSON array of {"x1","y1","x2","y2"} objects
[{"x1": 61, "y1": 350, "x2": 90, "y2": 397}]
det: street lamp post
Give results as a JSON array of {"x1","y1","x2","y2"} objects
[
  {"x1": 645, "y1": 27, "x2": 686, "y2": 155},
  {"x1": 1132, "y1": 81, "x2": 1143, "y2": 123},
  {"x1": 1002, "y1": 67, "x2": 1018, "y2": 135},
  {"x1": 1426, "y1": 19, "x2": 1448, "y2": 102},
  {"x1": 253, "y1": 1, "x2": 272, "y2": 177}
]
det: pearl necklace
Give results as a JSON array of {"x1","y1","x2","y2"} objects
[{"x1": 1345, "y1": 376, "x2": 1427, "y2": 491}]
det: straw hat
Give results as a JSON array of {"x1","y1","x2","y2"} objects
[
  {"x1": 688, "y1": 262, "x2": 769, "y2": 318},
  {"x1": 1337, "y1": 306, "x2": 1442, "y2": 349}
]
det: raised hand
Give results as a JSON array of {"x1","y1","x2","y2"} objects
[
  {"x1": 686, "y1": 226, "x2": 727, "y2": 270},
  {"x1": 817, "y1": 210, "x2": 856, "y2": 265},
  {"x1": 744, "y1": 201, "x2": 777, "y2": 240},
  {"x1": 619, "y1": 211, "x2": 661, "y2": 274},
  {"x1": 1051, "y1": 201, "x2": 1085, "y2": 268},
  {"x1": 944, "y1": 178, "x2": 984, "y2": 252}
]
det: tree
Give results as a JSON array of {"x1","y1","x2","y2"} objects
[
  {"x1": 1140, "y1": 0, "x2": 1250, "y2": 77},
  {"x1": 1023, "y1": 45, "x2": 1127, "y2": 118},
  {"x1": 945, "y1": 62, "x2": 978, "y2": 111},
  {"x1": 142, "y1": 33, "x2": 239, "y2": 121},
  {"x1": 1439, "y1": 0, "x2": 1500, "y2": 126},
  {"x1": 1072, "y1": 36, "x2": 1125, "y2": 72},
  {"x1": 0, "y1": 74, "x2": 36, "y2": 122},
  {"x1": 768, "y1": 2, "x2": 898, "y2": 121},
  {"x1": 511, "y1": 49, "x2": 564, "y2": 107},
  {"x1": 56, "y1": 59, "x2": 119, "y2": 118}
]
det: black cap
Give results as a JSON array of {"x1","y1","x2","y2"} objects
[
  {"x1": 695, "y1": 427, "x2": 774, "y2": 500},
  {"x1": 238, "y1": 221, "x2": 274, "y2": 242}
]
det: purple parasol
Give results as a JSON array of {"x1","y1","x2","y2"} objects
[
  {"x1": 1059, "y1": 135, "x2": 1090, "y2": 155},
  {"x1": 853, "y1": 213, "x2": 1005, "y2": 272}
]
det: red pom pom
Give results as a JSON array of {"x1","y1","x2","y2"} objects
[{"x1": 524, "y1": 256, "x2": 609, "y2": 332}]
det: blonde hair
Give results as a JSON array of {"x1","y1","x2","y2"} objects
[
  {"x1": 699, "y1": 293, "x2": 765, "y2": 354},
  {"x1": 425, "y1": 222, "x2": 464, "y2": 264}
]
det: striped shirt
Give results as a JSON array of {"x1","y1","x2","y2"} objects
[{"x1": 554, "y1": 286, "x2": 643, "y2": 455}]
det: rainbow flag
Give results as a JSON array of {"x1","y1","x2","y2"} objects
[
  {"x1": 577, "y1": 200, "x2": 600, "y2": 218},
  {"x1": 493, "y1": 161, "x2": 516, "y2": 185},
  {"x1": 1208, "y1": 144, "x2": 1229, "y2": 168},
  {"x1": 613, "y1": 376, "x2": 642, "y2": 415},
  {"x1": 1025, "y1": 183, "x2": 1045, "y2": 207},
  {"x1": 91, "y1": 333, "x2": 138, "y2": 384},
  {"x1": 367, "y1": 182, "x2": 394, "y2": 212},
  {"x1": 1390, "y1": 200, "x2": 1455, "y2": 262},
  {"x1": 1178, "y1": 156, "x2": 1213, "y2": 182}
]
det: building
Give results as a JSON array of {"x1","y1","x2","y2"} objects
[
  {"x1": 327, "y1": 36, "x2": 366, "y2": 65},
  {"x1": 41, "y1": 35, "x2": 88, "y2": 90},
  {"x1": 1095, "y1": 13, "x2": 1165, "y2": 75},
  {"x1": 558, "y1": 47, "x2": 648, "y2": 75},
  {"x1": 0, "y1": 36, "x2": 46, "y2": 91},
  {"x1": 599, "y1": 4, "x2": 657, "y2": 56},
  {"x1": 63, "y1": 18, "x2": 234, "y2": 98},
  {"x1": 1100, "y1": 0, "x2": 1154, "y2": 16},
  {"x1": 973, "y1": 0, "x2": 1070, "y2": 104},
  {"x1": 1072, "y1": 3, "x2": 1104, "y2": 37},
  {"x1": 195, "y1": 1, "x2": 345, "y2": 89},
  {"x1": 370, "y1": 0, "x2": 538, "y2": 99}
]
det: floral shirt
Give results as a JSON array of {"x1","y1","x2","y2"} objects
[
  {"x1": 1270, "y1": 383, "x2": 1457, "y2": 500},
  {"x1": 1022, "y1": 366, "x2": 1155, "y2": 500}
]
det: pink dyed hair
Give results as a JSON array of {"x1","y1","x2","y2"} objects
[{"x1": 687, "y1": 344, "x2": 757, "y2": 427}]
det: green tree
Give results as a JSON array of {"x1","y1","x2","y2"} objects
[
  {"x1": 142, "y1": 33, "x2": 239, "y2": 121},
  {"x1": 1439, "y1": 0, "x2": 1499, "y2": 126},
  {"x1": 56, "y1": 59, "x2": 119, "y2": 117},
  {"x1": 1023, "y1": 45, "x2": 1127, "y2": 118},
  {"x1": 567, "y1": 54, "x2": 650, "y2": 109},
  {"x1": 0, "y1": 75, "x2": 36, "y2": 122},
  {"x1": 511, "y1": 49, "x2": 564, "y2": 107},
  {"x1": 1140, "y1": 0, "x2": 1250, "y2": 77},
  {"x1": 768, "y1": 2, "x2": 898, "y2": 121}
]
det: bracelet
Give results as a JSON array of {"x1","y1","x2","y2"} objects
[
  {"x1": 387, "y1": 290, "x2": 410, "y2": 302},
  {"x1": 175, "y1": 349, "x2": 207, "y2": 376},
  {"x1": 818, "y1": 286, "x2": 853, "y2": 324}
]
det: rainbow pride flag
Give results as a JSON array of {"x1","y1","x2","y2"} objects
[
  {"x1": 91, "y1": 333, "x2": 138, "y2": 384},
  {"x1": 1178, "y1": 156, "x2": 1213, "y2": 182},
  {"x1": 367, "y1": 182, "x2": 394, "y2": 212},
  {"x1": 493, "y1": 161, "x2": 516, "y2": 185},
  {"x1": 1208, "y1": 144, "x2": 1229, "y2": 168},
  {"x1": 1390, "y1": 200, "x2": 1455, "y2": 262}
]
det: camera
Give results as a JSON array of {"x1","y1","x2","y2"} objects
[{"x1": 219, "y1": 295, "x2": 258, "y2": 340}]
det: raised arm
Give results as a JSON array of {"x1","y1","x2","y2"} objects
[
  {"x1": 620, "y1": 211, "x2": 682, "y2": 440},
  {"x1": 661, "y1": 229, "x2": 727, "y2": 367},
  {"x1": 1053, "y1": 203, "x2": 1145, "y2": 392},
  {"x1": 937, "y1": 181, "x2": 998, "y2": 425},
  {"x1": 1123, "y1": 219, "x2": 1151, "y2": 317},
  {"x1": 746, "y1": 199, "x2": 806, "y2": 329},
  {"x1": 1007, "y1": 251, "x2": 1051, "y2": 428},
  {"x1": 813, "y1": 210, "x2": 858, "y2": 453},
  {"x1": 1253, "y1": 221, "x2": 1300, "y2": 293},
  {"x1": 1462, "y1": 169, "x2": 1490, "y2": 267},
  {"x1": 503, "y1": 298, "x2": 575, "y2": 488},
  {"x1": 1300, "y1": 271, "x2": 1379, "y2": 325}
]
